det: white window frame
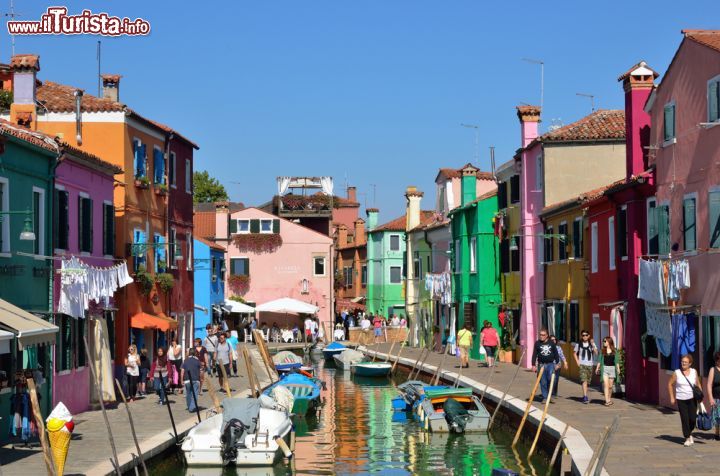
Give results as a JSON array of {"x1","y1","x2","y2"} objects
[
  {"x1": 469, "y1": 237, "x2": 477, "y2": 273},
  {"x1": 260, "y1": 219, "x2": 273, "y2": 234},
  {"x1": 619, "y1": 205, "x2": 628, "y2": 261},
  {"x1": 591, "y1": 221, "x2": 598, "y2": 273},
  {"x1": 313, "y1": 256, "x2": 326, "y2": 277},
  {"x1": 707, "y1": 74, "x2": 720, "y2": 123},
  {"x1": 237, "y1": 219, "x2": 250, "y2": 234},
  {"x1": 389, "y1": 265, "x2": 402, "y2": 284},
  {"x1": 169, "y1": 151, "x2": 177, "y2": 188},
  {"x1": 0, "y1": 177, "x2": 9, "y2": 256},
  {"x1": 32, "y1": 186, "x2": 45, "y2": 260},
  {"x1": 608, "y1": 216, "x2": 615, "y2": 271},
  {"x1": 186, "y1": 232, "x2": 193, "y2": 270},
  {"x1": 663, "y1": 101, "x2": 677, "y2": 147},
  {"x1": 389, "y1": 234, "x2": 401, "y2": 251},
  {"x1": 185, "y1": 158, "x2": 192, "y2": 194}
]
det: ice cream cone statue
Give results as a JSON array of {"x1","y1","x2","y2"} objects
[{"x1": 46, "y1": 402, "x2": 74, "y2": 476}]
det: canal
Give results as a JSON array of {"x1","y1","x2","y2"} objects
[{"x1": 149, "y1": 355, "x2": 552, "y2": 475}]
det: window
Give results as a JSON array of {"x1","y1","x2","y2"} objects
[
  {"x1": 237, "y1": 219, "x2": 250, "y2": 234},
  {"x1": 554, "y1": 302, "x2": 567, "y2": 341},
  {"x1": 390, "y1": 234, "x2": 401, "y2": 251},
  {"x1": 185, "y1": 159, "x2": 192, "y2": 193},
  {"x1": 361, "y1": 264, "x2": 367, "y2": 286},
  {"x1": 154, "y1": 234, "x2": 166, "y2": 273},
  {"x1": 709, "y1": 190, "x2": 720, "y2": 248},
  {"x1": 413, "y1": 253, "x2": 421, "y2": 278},
  {"x1": 608, "y1": 216, "x2": 615, "y2": 270},
  {"x1": 133, "y1": 139, "x2": 146, "y2": 179},
  {"x1": 569, "y1": 302, "x2": 580, "y2": 343},
  {"x1": 617, "y1": 207, "x2": 627, "y2": 259},
  {"x1": 683, "y1": 196, "x2": 696, "y2": 251},
  {"x1": 169, "y1": 152, "x2": 176, "y2": 187},
  {"x1": 78, "y1": 194, "x2": 92, "y2": 254},
  {"x1": 544, "y1": 226, "x2": 554, "y2": 263},
  {"x1": 591, "y1": 222, "x2": 598, "y2": 273},
  {"x1": 500, "y1": 238, "x2": 510, "y2": 273},
  {"x1": 535, "y1": 155, "x2": 543, "y2": 191},
  {"x1": 133, "y1": 229, "x2": 146, "y2": 271},
  {"x1": 103, "y1": 202, "x2": 115, "y2": 256},
  {"x1": 510, "y1": 236, "x2": 520, "y2": 272},
  {"x1": 510, "y1": 175, "x2": 520, "y2": 204},
  {"x1": 454, "y1": 239, "x2": 461, "y2": 273},
  {"x1": 572, "y1": 218, "x2": 583, "y2": 259},
  {"x1": 558, "y1": 222, "x2": 568, "y2": 261},
  {"x1": 344, "y1": 267, "x2": 353, "y2": 288},
  {"x1": 186, "y1": 232, "x2": 193, "y2": 270},
  {"x1": 260, "y1": 219, "x2": 272, "y2": 233},
  {"x1": 56, "y1": 314, "x2": 74, "y2": 371},
  {"x1": 658, "y1": 203, "x2": 670, "y2": 255},
  {"x1": 469, "y1": 237, "x2": 476, "y2": 273},
  {"x1": 230, "y1": 257, "x2": 249, "y2": 276},
  {"x1": 211, "y1": 256, "x2": 218, "y2": 282},
  {"x1": 647, "y1": 198, "x2": 658, "y2": 255},
  {"x1": 54, "y1": 188, "x2": 69, "y2": 251},
  {"x1": 33, "y1": 188, "x2": 45, "y2": 255},
  {"x1": 220, "y1": 258, "x2": 226, "y2": 282},
  {"x1": 153, "y1": 146, "x2": 165, "y2": 185},
  {"x1": 390, "y1": 266, "x2": 402, "y2": 284},
  {"x1": 708, "y1": 76, "x2": 720, "y2": 123},
  {"x1": 498, "y1": 182, "x2": 508, "y2": 209},
  {"x1": 169, "y1": 227, "x2": 177, "y2": 268},
  {"x1": 663, "y1": 102, "x2": 676, "y2": 143},
  {"x1": 314, "y1": 256, "x2": 326, "y2": 276},
  {"x1": 0, "y1": 178, "x2": 8, "y2": 253}
]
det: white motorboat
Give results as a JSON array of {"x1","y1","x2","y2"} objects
[
  {"x1": 182, "y1": 390, "x2": 294, "y2": 467},
  {"x1": 332, "y1": 349, "x2": 364, "y2": 371}
]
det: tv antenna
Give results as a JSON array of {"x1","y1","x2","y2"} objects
[
  {"x1": 4, "y1": 0, "x2": 21, "y2": 57},
  {"x1": 576, "y1": 92, "x2": 596, "y2": 112},
  {"x1": 522, "y1": 57, "x2": 544, "y2": 110},
  {"x1": 460, "y1": 123, "x2": 479, "y2": 163}
]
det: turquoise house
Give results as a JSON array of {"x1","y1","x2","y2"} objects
[
  {"x1": 193, "y1": 237, "x2": 226, "y2": 338},
  {"x1": 366, "y1": 208, "x2": 407, "y2": 318}
]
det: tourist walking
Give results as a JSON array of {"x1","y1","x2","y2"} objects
[
  {"x1": 168, "y1": 338, "x2": 183, "y2": 394},
  {"x1": 550, "y1": 336, "x2": 568, "y2": 397},
  {"x1": 138, "y1": 347, "x2": 150, "y2": 397},
  {"x1": 668, "y1": 354, "x2": 703, "y2": 446},
  {"x1": 227, "y1": 331, "x2": 240, "y2": 377},
  {"x1": 595, "y1": 337, "x2": 619, "y2": 406},
  {"x1": 480, "y1": 321, "x2": 500, "y2": 367},
  {"x1": 373, "y1": 314, "x2": 385, "y2": 343},
  {"x1": 531, "y1": 328, "x2": 560, "y2": 403},
  {"x1": 304, "y1": 316, "x2": 313, "y2": 343},
  {"x1": 204, "y1": 325, "x2": 219, "y2": 377},
  {"x1": 193, "y1": 338, "x2": 208, "y2": 395},
  {"x1": 706, "y1": 351, "x2": 720, "y2": 441},
  {"x1": 150, "y1": 347, "x2": 175, "y2": 405},
  {"x1": 573, "y1": 330, "x2": 597, "y2": 404},
  {"x1": 457, "y1": 323, "x2": 473, "y2": 369},
  {"x1": 125, "y1": 344, "x2": 140, "y2": 401},
  {"x1": 216, "y1": 333, "x2": 234, "y2": 389},
  {"x1": 181, "y1": 348, "x2": 202, "y2": 413}
]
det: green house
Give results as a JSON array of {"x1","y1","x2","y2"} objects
[
  {"x1": 449, "y1": 165, "x2": 501, "y2": 359},
  {"x1": 365, "y1": 209, "x2": 408, "y2": 318}
]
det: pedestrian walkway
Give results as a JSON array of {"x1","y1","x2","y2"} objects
[
  {"x1": 365, "y1": 344, "x2": 719, "y2": 476},
  {"x1": 0, "y1": 344, "x2": 272, "y2": 475}
]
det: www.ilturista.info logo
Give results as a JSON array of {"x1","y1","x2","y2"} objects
[{"x1": 7, "y1": 7, "x2": 150, "y2": 36}]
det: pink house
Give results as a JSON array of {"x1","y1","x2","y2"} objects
[
  {"x1": 645, "y1": 30, "x2": 720, "y2": 405},
  {"x1": 221, "y1": 207, "x2": 334, "y2": 332}
]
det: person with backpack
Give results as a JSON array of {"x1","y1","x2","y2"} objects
[
  {"x1": 668, "y1": 354, "x2": 703, "y2": 446},
  {"x1": 573, "y1": 330, "x2": 597, "y2": 404}
]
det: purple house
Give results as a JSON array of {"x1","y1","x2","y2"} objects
[{"x1": 53, "y1": 145, "x2": 122, "y2": 414}]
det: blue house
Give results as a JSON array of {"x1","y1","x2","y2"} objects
[{"x1": 193, "y1": 237, "x2": 225, "y2": 338}]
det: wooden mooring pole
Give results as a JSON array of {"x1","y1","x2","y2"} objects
[
  {"x1": 546, "y1": 423, "x2": 569, "y2": 476},
  {"x1": 512, "y1": 366, "x2": 544, "y2": 448},
  {"x1": 528, "y1": 372, "x2": 556, "y2": 458},
  {"x1": 114, "y1": 379, "x2": 149, "y2": 476},
  {"x1": 26, "y1": 378, "x2": 55, "y2": 476}
]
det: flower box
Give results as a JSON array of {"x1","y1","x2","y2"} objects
[{"x1": 134, "y1": 178, "x2": 149, "y2": 189}]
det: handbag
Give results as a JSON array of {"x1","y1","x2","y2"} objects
[
  {"x1": 697, "y1": 402, "x2": 713, "y2": 431},
  {"x1": 479, "y1": 345, "x2": 487, "y2": 356},
  {"x1": 681, "y1": 371, "x2": 704, "y2": 402}
]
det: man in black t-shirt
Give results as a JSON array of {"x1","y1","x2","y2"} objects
[
  {"x1": 530, "y1": 328, "x2": 560, "y2": 403},
  {"x1": 181, "y1": 348, "x2": 202, "y2": 412}
]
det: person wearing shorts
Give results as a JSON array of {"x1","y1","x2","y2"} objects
[
  {"x1": 573, "y1": 330, "x2": 597, "y2": 404},
  {"x1": 373, "y1": 315, "x2": 384, "y2": 343},
  {"x1": 480, "y1": 320, "x2": 499, "y2": 367}
]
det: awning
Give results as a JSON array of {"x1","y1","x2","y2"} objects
[
  {"x1": 0, "y1": 329, "x2": 13, "y2": 354},
  {"x1": 351, "y1": 296, "x2": 365, "y2": 303},
  {"x1": 336, "y1": 297, "x2": 365, "y2": 311},
  {"x1": 256, "y1": 297, "x2": 318, "y2": 314},
  {"x1": 130, "y1": 312, "x2": 178, "y2": 332},
  {"x1": 0, "y1": 298, "x2": 59, "y2": 349},
  {"x1": 222, "y1": 299, "x2": 256, "y2": 314}
]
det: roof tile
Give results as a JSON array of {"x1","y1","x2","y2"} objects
[
  {"x1": 540, "y1": 110, "x2": 625, "y2": 143},
  {"x1": 683, "y1": 30, "x2": 720, "y2": 53},
  {"x1": 193, "y1": 211, "x2": 217, "y2": 240},
  {"x1": 373, "y1": 210, "x2": 435, "y2": 232},
  {"x1": 0, "y1": 119, "x2": 58, "y2": 152}
]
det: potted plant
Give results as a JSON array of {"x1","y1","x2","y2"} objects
[
  {"x1": 155, "y1": 273, "x2": 175, "y2": 293},
  {"x1": 134, "y1": 265, "x2": 154, "y2": 296},
  {"x1": 228, "y1": 274, "x2": 250, "y2": 295},
  {"x1": 499, "y1": 314, "x2": 517, "y2": 363},
  {"x1": 232, "y1": 233, "x2": 283, "y2": 253},
  {"x1": 157, "y1": 259, "x2": 167, "y2": 273},
  {"x1": 614, "y1": 347, "x2": 626, "y2": 396},
  {"x1": 154, "y1": 183, "x2": 168, "y2": 195},
  {"x1": 134, "y1": 176, "x2": 150, "y2": 189}
]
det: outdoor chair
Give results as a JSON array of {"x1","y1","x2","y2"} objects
[{"x1": 244, "y1": 328, "x2": 252, "y2": 343}]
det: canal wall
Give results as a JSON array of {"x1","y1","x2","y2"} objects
[{"x1": 364, "y1": 348, "x2": 607, "y2": 476}]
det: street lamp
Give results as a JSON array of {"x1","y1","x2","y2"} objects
[{"x1": 0, "y1": 209, "x2": 36, "y2": 241}]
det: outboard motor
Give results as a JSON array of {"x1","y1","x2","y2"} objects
[
  {"x1": 220, "y1": 418, "x2": 250, "y2": 464},
  {"x1": 443, "y1": 398, "x2": 470, "y2": 433}
]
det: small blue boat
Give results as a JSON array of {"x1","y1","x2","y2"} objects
[
  {"x1": 263, "y1": 373, "x2": 322, "y2": 416},
  {"x1": 322, "y1": 341, "x2": 346, "y2": 360}
]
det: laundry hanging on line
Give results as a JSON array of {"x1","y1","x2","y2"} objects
[
  {"x1": 58, "y1": 256, "x2": 133, "y2": 319},
  {"x1": 425, "y1": 272, "x2": 452, "y2": 305},
  {"x1": 645, "y1": 306, "x2": 672, "y2": 357},
  {"x1": 638, "y1": 258, "x2": 691, "y2": 305}
]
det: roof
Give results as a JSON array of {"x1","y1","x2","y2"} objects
[
  {"x1": 435, "y1": 165, "x2": 494, "y2": 182},
  {"x1": 541, "y1": 184, "x2": 614, "y2": 217},
  {"x1": 195, "y1": 236, "x2": 225, "y2": 252},
  {"x1": 448, "y1": 189, "x2": 498, "y2": 215},
  {"x1": 193, "y1": 211, "x2": 217, "y2": 240},
  {"x1": 10, "y1": 54, "x2": 39, "y2": 71},
  {"x1": 145, "y1": 118, "x2": 199, "y2": 150},
  {"x1": 617, "y1": 61, "x2": 659, "y2": 82},
  {"x1": 683, "y1": 29, "x2": 720, "y2": 53},
  {"x1": 333, "y1": 195, "x2": 360, "y2": 207},
  {"x1": 60, "y1": 142, "x2": 123, "y2": 175},
  {"x1": 373, "y1": 210, "x2": 435, "y2": 232},
  {"x1": 0, "y1": 119, "x2": 58, "y2": 153},
  {"x1": 410, "y1": 212, "x2": 446, "y2": 232},
  {"x1": 539, "y1": 110, "x2": 625, "y2": 143}
]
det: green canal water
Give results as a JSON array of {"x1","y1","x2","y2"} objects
[{"x1": 148, "y1": 356, "x2": 552, "y2": 475}]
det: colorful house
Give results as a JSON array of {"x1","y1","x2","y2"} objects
[
  {"x1": 643, "y1": 30, "x2": 720, "y2": 406},
  {"x1": 334, "y1": 217, "x2": 367, "y2": 313},
  {"x1": 449, "y1": 170, "x2": 501, "y2": 360},
  {"x1": 515, "y1": 106, "x2": 626, "y2": 366},
  {"x1": 193, "y1": 237, "x2": 226, "y2": 337}
]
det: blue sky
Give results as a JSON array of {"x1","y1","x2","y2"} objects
[{"x1": 3, "y1": 1, "x2": 716, "y2": 220}]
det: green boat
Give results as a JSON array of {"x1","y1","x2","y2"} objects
[{"x1": 350, "y1": 362, "x2": 392, "y2": 377}]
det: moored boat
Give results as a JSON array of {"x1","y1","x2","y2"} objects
[
  {"x1": 350, "y1": 362, "x2": 392, "y2": 377},
  {"x1": 333, "y1": 349, "x2": 364, "y2": 371},
  {"x1": 322, "y1": 341, "x2": 346, "y2": 360},
  {"x1": 393, "y1": 380, "x2": 451, "y2": 412},
  {"x1": 272, "y1": 350, "x2": 305, "y2": 374},
  {"x1": 416, "y1": 388, "x2": 489, "y2": 433},
  {"x1": 263, "y1": 372, "x2": 322, "y2": 416}
]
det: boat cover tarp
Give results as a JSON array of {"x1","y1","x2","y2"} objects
[
  {"x1": 222, "y1": 398, "x2": 260, "y2": 433},
  {"x1": 335, "y1": 349, "x2": 364, "y2": 364},
  {"x1": 424, "y1": 387, "x2": 473, "y2": 399},
  {"x1": 273, "y1": 350, "x2": 303, "y2": 365},
  {"x1": 324, "y1": 341, "x2": 346, "y2": 351}
]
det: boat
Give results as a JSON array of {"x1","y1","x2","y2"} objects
[
  {"x1": 181, "y1": 393, "x2": 294, "y2": 467},
  {"x1": 332, "y1": 349, "x2": 364, "y2": 371},
  {"x1": 322, "y1": 341, "x2": 346, "y2": 360},
  {"x1": 350, "y1": 362, "x2": 392, "y2": 377},
  {"x1": 263, "y1": 372, "x2": 322, "y2": 416},
  {"x1": 392, "y1": 380, "x2": 451, "y2": 412},
  {"x1": 272, "y1": 350, "x2": 304, "y2": 374},
  {"x1": 416, "y1": 388, "x2": 489, "y2": 433}
]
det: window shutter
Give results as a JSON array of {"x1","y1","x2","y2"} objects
[
  {"x1": 658, "y1": 205, "x2": 670, "y2": 255},
  {"x1": 78, "y1": 196, "x2": 83, "y2": 252},
  {"x1": 244, "y1": 258, "x2": 250, "y2": 276},
  {"x1": 229, "y1": 219, "x2": 238, "y2": 234},
  {"x1": 710, "y1": 191, "x2": 720, "y2": 248},
  {"x1": 153, "y1": 149, "x2": 162, "y2": 184},
  {"x1": 250, "y1": 219, "x2": 260, "y2": 233},
  {"x1": 272, "y1": 219, "x2": 280, "y2": 234},
  {"x1": 664, "y1": 105, "x2": 675, "y2": 141},
  {"x1": 710, "y1": 81, "x2": 719, "y2": 122},
  {"x1": 104, "y1": 204, "x2": 115, "y2": 256},
  {"x1": 87, "y1": 199, "x2": 93, "y2": 253},
  {"x1": 230, "y1": 258, "x2": 238, "y2": 276},
  {"x1": 648, "y1": 201, "x2": 658, "y2": 254},
  {"x1": 684, "y1": 198, "x2": 696, "y2": 251},
  {"x1": 53, "y1": 190, "x2": 59, "y2": 250}
]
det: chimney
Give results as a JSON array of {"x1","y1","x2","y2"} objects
[
  {"x1": 516, "y1": 105, "x2": 541, "y2": 148},
  {"x1": 460, "y1": 164, "x2": 479, "y2": 205},
  {"x1": 405, "y1": 186, "x2": 424, "y2": 231},
  {"x1": 10, "y1": 54, "x2": 39, "y2": 129},
  {"x1": 101, "y1": 74, "x2": 121, "y2": 102},
  {"x1": 337, "y1": 224, "x2": 348, "y2": 247},
  {"x1": 618, "y1": 61, "x2": 657, "y2": 178},
  {"x1": 216, "y1": 202, "x2": 230, "y2": 242},
  {"x1": 366, "y1": 208, "x2": 380, "y2": 230},
  {"x1": 354, "y1": 218, "x2": 366, "y2": 246},
  {"x1": 347, "y1": 186, "x2": 357, "y2": 203}
]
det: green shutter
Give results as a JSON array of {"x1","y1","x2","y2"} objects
[
  {"x1": 229, "y1": 219, "x2": 238, "y2": 234},
  {"x1": 244, "y1": 258, "x2": 250, "y2": 276},
  {"x1": 272, "y1": 219, "x2": 280, "y2": 234},
  {"x1": 230, "y1": 258, "x2": 239, "y2": 276},
  {"x1": 250, "y1": 219, "x2": 260, "y2": 233},
  {"x1": 684, "y1": 197, "x2": 696, "y2": 251},
  {"x1": 78, "y1": 196, "x2": 83, "y2": 252},
  {"x1": 710, "y1": 81, "x2": 719, "y2": 122},
  {"x1": 664, "y1": 104, "x2": 675, "y2": 141},
  {"x1": 658, "y1": 204, "x2": 670, "y2": 255},
  {"x1": 710, "y1": 191, "x2": 720, "y2": 248},
  {"x1": 648, "y1": 201, "x2": 658, "y2": 254}
]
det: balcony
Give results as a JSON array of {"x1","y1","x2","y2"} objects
[{"x1": 276, "y1": 194, "x2": 333, "y2": 218}]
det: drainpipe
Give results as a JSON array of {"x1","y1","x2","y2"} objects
[
  {"x1": 163, "y1": 132, "x2": 174, "y2": 337},
  {"x1": 73, "y1": 90, "x2": 83, "y2": 145},
  {"x1": 48, "y1": 144, "x2": 62, "y2": 409}
]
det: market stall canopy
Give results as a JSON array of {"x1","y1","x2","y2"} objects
[
  {"x1": 130, "y1": 312, "x2": 178, "y2": 332},
  {"x1": 0, "y1": 298, "x2": 59, "y2": 349},
  {"x1": 256, "y1": 298, "x2": 318, "y2": 314},
  {"x1": 222, "y1": 299, "x2": 256, "y2": 314}
]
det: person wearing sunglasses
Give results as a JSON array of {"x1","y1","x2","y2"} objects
[
  {"x1": 573, "y1": 330, "x2": 597, "y2": 404},
  {"x1": 531, "y1": 328, "x2": 560, "y2": 403}
]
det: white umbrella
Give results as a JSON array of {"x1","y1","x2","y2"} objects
[
  {"x1": 222, "y1": 299, "x2": 256, "y2": 314},
  {"x1": 255, "y1": 297, "x2": 318, "y2": 314}
]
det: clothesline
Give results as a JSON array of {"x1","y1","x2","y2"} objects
[
  {"x1": 15, "y1": 251, "x2": 126, "y2": 262},
  {"x1": 639, "y1": 247, "x2": 720, "y2": 261}
]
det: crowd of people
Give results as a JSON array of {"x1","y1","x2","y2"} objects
[{"x1": 334, "y1": 309, "x2": 407, "y2": 343}]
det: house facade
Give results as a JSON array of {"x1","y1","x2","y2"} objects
[
  {"x1": 334, "y1": 218, "x2": 367, "y2": 314},
  {"x1": 193, "y1": 237, "x2": 226, "y2": 337}
]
